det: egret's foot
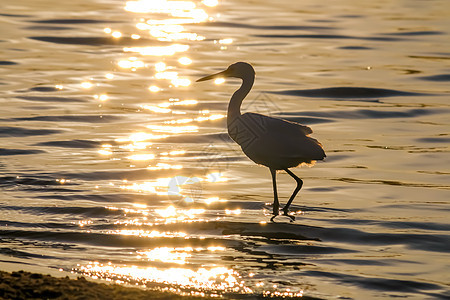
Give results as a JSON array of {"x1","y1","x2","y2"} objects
[
  {"x1": 283, "y1": 210, "x2": 295, "y2": 222},
  {"x1": 270, "y1": 212, "x2": 294, "y2": 223}
]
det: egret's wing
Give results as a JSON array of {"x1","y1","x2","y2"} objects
[
  {"x1": 238, "y1": 113, "x2": 325, "y2": 164},
  {"x1": 242, "y1": 113, "x2": 313, "y2": 136}
]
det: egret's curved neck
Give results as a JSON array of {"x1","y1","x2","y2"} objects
[{"x1": 227, "y1": 73, "x2": 254, "y2": 125}]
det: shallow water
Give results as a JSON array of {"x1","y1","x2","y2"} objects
[{"x1": 1, "y1": 0, "x2": 450, "y2": 298}]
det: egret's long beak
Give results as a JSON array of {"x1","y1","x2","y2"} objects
[{"x1": 196, "y1": 69, "x2": 228, "y2": 82}]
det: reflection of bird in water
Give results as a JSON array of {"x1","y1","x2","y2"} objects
[{"x1": 197, "y1": 62, "x2": 326, "y2": 222}]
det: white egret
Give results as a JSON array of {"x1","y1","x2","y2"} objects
[{"x1": 197, "y1": 62, "x2": 326, "y2": 221}]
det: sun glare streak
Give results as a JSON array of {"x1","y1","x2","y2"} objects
[
  {"x1": 178, "y1": 57, "x2": 192, "y2": 65},
  {"x1": 147, "y1": 124, "x2": 198, "y2": 133},
  {"x1": 94, "y1": 94, "x2": 109, "y2": 101},
  {"x1": 138, "y1": 247, "x2": 192, "y2": 264},
  {"x1": 143, "y1": 105, "x2": 171, "y2": 113},
  {"x1": 125, "y1": 0, "x2": 196, "y2": 13},
  {"x1": 155, "y1": 62, "x2": 167, "y2": 72},
  {"x1": 137, "y1": 246, "x2": 226, "y2": 265},
  {"x1": 127, "y1": 154, "x2": 155, "y2": 161},
  {"x1": 204, "y1": 197, "x2": 227, "y2": 204},
  {"x1": 218, "y1": 38, "x2": 233, "y2": 44},
  {"x1": 116, "y1": 132, "x2": 169, "y2": 143},
  {"x1": 76, "y1": 263, "x2": 251, "y2": 294},
  {"x1": 164, "y1": 113, "x2": 225, "y2": 125},
  {"x1": 81, "y1": 81, "x2": 93, "y2": 89},
  {"x1": 118, "y1": 57, "x2": 145, "y2": 69},
  {"x1": 148, "y1": 85, "x2": 161, "y2": 92},
  {"x1": 98, "y1": 149, "x2": 112, "y2": 155},
  {"x1": 124, "y1": 44, "x2": 189, "y2": 56},
  {"x1": 214, "y1": 78, "x2": 225, "y2": 84},
  {"x1": 148, "y1": 163, "x2": 183, "y2": 170},
  {"x1": 202, "y1": 0, "x2": 218, "y2": 7},
  {"x1": 112, "y1": 31, "x2": 122, "y2": 38},
  {"x1": 108, "y1": 229, "x2": 187, "y2": 238}
]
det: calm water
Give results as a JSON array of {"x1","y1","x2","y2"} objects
[{"x1": 1, "y1": 0, "x2": 450, "y2": 298}]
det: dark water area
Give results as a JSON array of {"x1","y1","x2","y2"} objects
[{"x1": 1, "y1": 0, "x2": 450, "y2": 299}]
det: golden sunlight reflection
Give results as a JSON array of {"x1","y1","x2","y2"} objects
[
  {"x1": 81, "y1": 81, "x2": 93, "y2": 89},
  {"x1": 156, "y1": 205, "x2": 205, "y2": 219},
  {"x1": 148, "y1": 162, "x2": 183, "y2": 170},
  {"x1": 140, "y1": 98, "x2": 199, "y2": 115},
  {"x1": 118, "y1": 57, "x2": 145, "y2": 70},
  {"x1": 202, "y1": 0, "x2": 218, "y2": 7},
  {"x1": 77, "y1": 263, "x2": 252, "y2": 294},
  {"x1": 94, "y1": 94, "x2": 109, "y2": 101},
  {"x1": 155, "y1": 61, "x2": 167, "y2": 72},
  {"x1": 137, "y1": 246, "x2": 226, "y2": 265},
  {"x1": 125, "y1": 0, "x2": 196, "y2": 13},
  {"x1": 163, "y1": 113, "x2": 225, "y2": 125},
  {"x1": 178, "y1": 57, "x2": 192, "y2": 65},
  {"x1": 214, "y1": 78, "x2": 225, "y2": 85},
  {"x1": 138, "y1": 247, "x2": 192, "y2": 264},
  {"x1": 142, "y1": 105, "x2": 171, "y2": 113},
  {"x1": 98, "y1": 144, "x2": 113, "y2": 155},
  {"x1": 124, "y1": 44, "x2": 189, "y2": 56},
  {"x1": 116, "y1": 132, "x2": 169, "y2": 143},
  {"x1": 112, "y1": 31, "x2": 122, "y2": 38},
  {"x1": 107, "y1": 229, "x2": 187, "y2": 238},
  {"x1": 147, "y1": 124, "x2": 198, "y2": 133},
  {"x1": 118, "y1": 172, "x2": 224, "y2": 211},
  {"x1": 127, "y1": 153, "x2": 155, "y2": 161},
  {"x1": 204, "y1": 196, "x2": 226, "y2": 205},
  {"x1": 98, "y1": 149, "x2": 112, "y2": 155},
  {"x1": 148, "y1": 85, "x2": 161, "y2": 92},
  {"x1": 218, "y1": 38, "x2": 233, "y2": 44},
  {"x1": 154, "y1": 70, "x2": 191, "y2": 87},
  {"x1": 125, "y1": 0, "x2": 209, "y2": 24}
]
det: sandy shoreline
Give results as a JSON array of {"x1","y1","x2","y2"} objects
[
  {"x1": 0, "y1": 269, "x2": 323, "y2": 299},
  {"x1": 0, "y1": 270, "x2": 205, "y2": 300}
]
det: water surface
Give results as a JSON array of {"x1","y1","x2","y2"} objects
[{"x1": 1, "y1": 0, "x2": 449, "y2": 299}]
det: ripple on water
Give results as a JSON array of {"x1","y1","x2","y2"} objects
[
  {"x1": 30, "y1": 18, "x2": 123, "y2": 24},
  {"x1": 419, "y1": 74, "x2": 450, "y2": 82},
  {"x1": 198, "y1": 21, "x2": 333, "y2": 31},
  {"x1": 271, "y1": 87, "x2": 427, "y2": 99},
  {"x1": 16, "y1": 96, "x2": 87, "y2": 103},
  {"x1": 253, "y1": 33, "x2": 402, "y2": 41},
  {"x1": 0, "y1": 126, "x2": 62, "y2": 137},
  {"x1": 27, "y1": 86, "x2": 62, "y2": 92},
  {"x1": 29, "y1": 36, "x2": 163, "y2": 46},
  {"x1": 383, "y1": 30, "x2": 443, "y2": 36},
  {"x1": 0, "y1": 60, "x2": 18, "y2": 65},
  {"x1": 35, "y1": 139, "x2": 101, "y2": 149},
  {"x1": 303, "y1": 270, "x2": 444, "y2": 295},
  {"x1": 0, "y1": 148, "x2": 44, "y2": 156},
  {"x1": 13, "y1": 115, "x2": 121, "y2": 123},
  {"x1": 280, "y1": 108, "x2": 444, "y2": 120}
]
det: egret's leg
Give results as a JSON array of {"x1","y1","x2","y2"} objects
[
  {"x1": 283, "y1": 168, "x2": 303, "y2": 217},
  {"x1": 270, "y1": 168, "x2": 279, "y2": 218}
]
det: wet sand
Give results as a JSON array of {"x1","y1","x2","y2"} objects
[
  {"x1": 0, "y1": 270, "x2": 202, "y2": 300},
  {"x1": 0, "y1": 269, "x2": 323, "y2": 299}
]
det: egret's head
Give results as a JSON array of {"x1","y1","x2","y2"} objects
[{"x1": 196, "y1": 62, "x2": 254, "y2": 82}]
